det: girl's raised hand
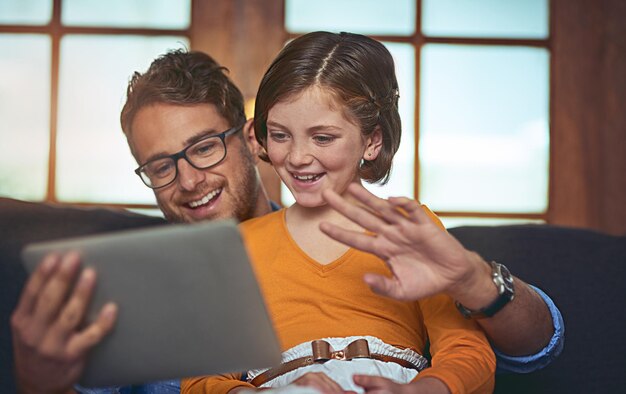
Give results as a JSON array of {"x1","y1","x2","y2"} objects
[{"x1": 320, "y1": 183, "x2": 489, "y2": 302}]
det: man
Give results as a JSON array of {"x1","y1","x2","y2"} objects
[{"x1": 11, "y1": 50, "x2": 563, "y2": 393}]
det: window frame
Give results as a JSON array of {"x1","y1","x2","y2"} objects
[
  {"x1": 284, "y1": 0, "x2": 553, "y2": 223},
  {"x1": 0, "y1": 0, "x2": 191, "y2": 211},
  {"x1": 1, "y1": 0, "x2": 553, "y2": 222}
]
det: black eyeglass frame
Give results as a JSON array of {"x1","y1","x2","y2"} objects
[{"x1": 134, "y1": 122, "x2": 245, "y2": 189}]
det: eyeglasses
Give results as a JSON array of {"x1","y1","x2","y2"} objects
[{"x1": 135, "y1": 123, "x2": 245, "y2": 189}]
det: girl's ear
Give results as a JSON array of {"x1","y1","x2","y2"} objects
[
  {"x1": 243, "y1": 118, "x2": 262, "y2": 161},
  {"x1": 363, "y1": 126, "x2": 383, "y2": 161}
]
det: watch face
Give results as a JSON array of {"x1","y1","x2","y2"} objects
[
  {"x1": 457, "y1": 261, "x2": 516, "y2": 319},
  {"x1": 499, "y1": 264, "x2": 515, "y2": 291}
]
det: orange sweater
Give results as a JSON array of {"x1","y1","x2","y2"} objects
[{"x1": 183, "y1": 209, "x2": 495, "y2": 394}]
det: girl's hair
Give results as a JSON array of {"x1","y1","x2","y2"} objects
[{"x1": 254, "y1": 31, "x2": 401, "y2": 184}]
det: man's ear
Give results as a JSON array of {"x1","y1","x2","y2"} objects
[
  {"x1": 363, "y1": 126, "x2": 383, "y2": 161},
  {"x1": 243, "y1": 118, "x2": 262, "y2": 159}
]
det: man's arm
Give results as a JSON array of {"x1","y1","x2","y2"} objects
[
  {"x1": 320, "y1": 184, "x2": 560, "y2": 361},
  {"x1": 11, "y1": 252, "x2": 117, "y2": 394},
  {"x1": 479, "y1": 279, "x2": 555, "y2": 355},
  {"x1": 447, "y1": 252, "x2": 553, "y2": 355},
  {"x1": 490, "y1": 285, "x2": 565, "y2": 373}
]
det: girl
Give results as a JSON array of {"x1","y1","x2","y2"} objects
[{"x1": 183, "y1": 31, "x2": 495, "y2": 394}]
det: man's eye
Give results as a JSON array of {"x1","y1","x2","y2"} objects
[
  {"x1": 191, "y1": 140, "x2": 219, "y2": 156},
  {"x1": 147, "y1": 161, "x2": 174, "y2": 179}
]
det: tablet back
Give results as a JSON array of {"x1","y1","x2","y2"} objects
[{"x1": 22, "y1": 220, "x2": 281, "y2": 388}]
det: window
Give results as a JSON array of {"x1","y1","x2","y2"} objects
[
  {"x1": 283, "y1": 0, "x2": 551, "y2": 227},
  {"x1": 1, "y1": 1, "x2": 552, "y2": 226},
  {"x1": 0, "y1": 0, "x2": 190, "y2": 210},
  {"x1": 0, "y1": 34, "x2": 51, "y2": 201}
]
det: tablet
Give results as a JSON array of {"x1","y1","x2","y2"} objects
[{"x1": 22, "y1": 220, "x2": 281, "y2": 388}]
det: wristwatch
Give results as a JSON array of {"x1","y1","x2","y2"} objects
[{"x1": 455, "y1": 261, "x2": 515, "y2": 319}]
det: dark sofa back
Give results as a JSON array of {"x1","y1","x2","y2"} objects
[
  {"x1": 450, "y1": 225, "x2": 626, "y2": 394},
  {"x1": 3, "y1": 198, "x2": 625, "y2": 393},
  {"x1": 0, "y1": 198, "x2": 166, "y2": 392}
]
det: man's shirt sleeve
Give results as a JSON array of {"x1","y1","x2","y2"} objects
[
  {"x1": 494, "y1": 286, "x2": 565, "y2": 374},
  {"x1": 75, "y1": 379, "x2": 180, "y2": 394}
]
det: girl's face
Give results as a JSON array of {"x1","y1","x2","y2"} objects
[{"x1": 266, "y1": 86, "x2": 381, "y2": 208}]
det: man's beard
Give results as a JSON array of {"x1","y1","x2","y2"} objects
[
  {"x1": 229, "y1": 144, "x2": 261, "y2": 223},
  {"x1": 158, "y1": 143, "x2": 261, "y2": 224}
]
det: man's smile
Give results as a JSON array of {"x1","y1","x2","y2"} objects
[{"x1": 187, "y1": 187, "x2": 223, "y2": 209}]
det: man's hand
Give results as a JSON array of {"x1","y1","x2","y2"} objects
[
  {"x1": 319, "y1": 183, "x2": 492, "y2": 303},
  {"x1": 321, "y1": 183, "x2": 555, "y2": 357},
  {"x1": 11, "y1": 252, "x2": 117, "y2": 394},
  {"x1": 353, "y1": 375, "x2": 450, "y2": 394}
]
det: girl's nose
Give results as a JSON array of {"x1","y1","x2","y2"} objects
[{"x1": 287, "y1": 143, "x2": 314, "y2": 167}]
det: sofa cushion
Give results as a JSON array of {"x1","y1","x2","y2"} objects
[
  {"x1": 0, "y1": 197, "x2": 166, "y2": 392},
  {"x1": 3, "y1": 201, "x2": 624, "y2": 393},
  {"x1": 450, "y1": 224, "x2": 626, "y2": 393}
]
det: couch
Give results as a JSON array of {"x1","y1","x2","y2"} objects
[{"x1": 1, "y1": 197, "x2": 625, "y2": 393}]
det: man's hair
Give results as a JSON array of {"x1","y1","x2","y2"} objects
[
  {"x1": 121, "y1": 49, "x2": 246, "y2": 138},
  {"x1": 253, "y1": 31, "x2": 401, "y2": 184}
]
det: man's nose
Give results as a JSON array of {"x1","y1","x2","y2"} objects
[{"x1": 176, "y1": 158, "x2": 204, "y2": 191}]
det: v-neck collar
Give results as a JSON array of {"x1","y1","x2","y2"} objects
[{"x1": 279, "y1": 209, "x2": 356, "y2": 274}]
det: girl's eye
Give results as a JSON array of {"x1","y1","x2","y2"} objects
[
  {"x1": 313, "y1": 135, "x2": 336, "y2": 144},
  {"x1": 269, "y1": 131, "x2": 289, "y2": 141}
]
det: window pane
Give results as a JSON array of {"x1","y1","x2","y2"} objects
[
  {"x1": 62, "y1": 0, "x2": 190, "y2": 29},
  {"x1": 285, "y1": 0, "x2": 415, "y2": 35},
  {"x1": 422, "y1": 0, "x2": 548, "y2": 39},
  {"x1": 281, "y1": 42, "x2": 415, "y2": 206},
  {"x1": 0, "y1": 0, "x2": 52, "y2": 25},
  {"x1": 441, "y1": 217, "x2": 544, "y2": 229},
  {"x1": 365, "y1": 42, "x2": 415, "y2": 199},
  {"x1": 126, "y1": 208, "x2": 164, "y2": 218},
  {"x1": 0, "y1": 34, "x2": 50, "y2": 200},
  {"x1": 56, "y1": 35, "x2": 188, "y2": 204},
  {"x1": 419, "y1": 44, "x2": 549, "y2": 213}
]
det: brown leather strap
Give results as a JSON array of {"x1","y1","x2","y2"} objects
[
  {"x1": 249, "y1": 339, "x2": 423, "y2": 387},
  {"x1": 250, "y1": 356, "x2": 316, "y2": 387},
  {"x1": 370, "y1": 354, "x2": 422, "y2": 370}
]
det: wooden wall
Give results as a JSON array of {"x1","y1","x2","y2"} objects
[
  {"x1": 189, "y1": 0, "x2": 626, "y2": 235},
  {"x1": 550, "y1": 0, "x2": 626, "y2": 235},
  {"x1": 191, "y1": 0, "x2": 285, "y2": 203}
]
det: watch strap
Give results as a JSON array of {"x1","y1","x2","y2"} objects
[{"x1": 455, "y1": 261, "x2": 515, "y2": 319}]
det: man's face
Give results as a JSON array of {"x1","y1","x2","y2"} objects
[{"x1": 129, "y1": 103, "x2": 261, "y2": 223}]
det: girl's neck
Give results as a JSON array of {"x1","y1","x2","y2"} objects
[
  {"x1": 285, "y1": 182, "x2": 365, "y2": 231},
  {"x1": 286, "y1": 202, "x2": 340, "y2": 225},
  {"x1": 283, "y1": 184, "x2": 367, "y2": 265}
]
